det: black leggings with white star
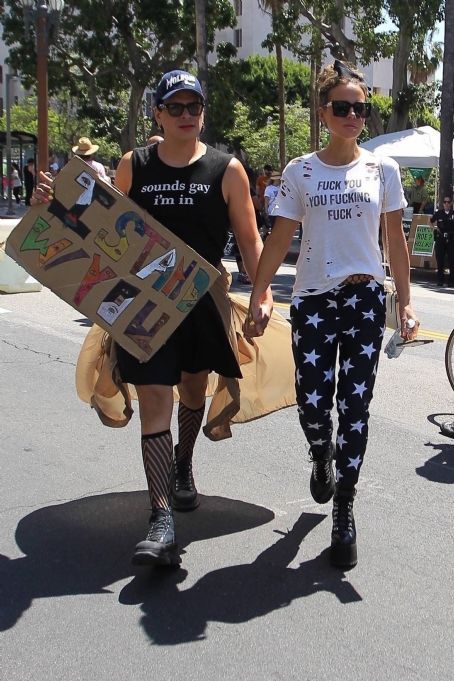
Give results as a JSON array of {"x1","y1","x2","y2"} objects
[{"x1": 290, "y1": 280, "x2": 386, "y2": 489}]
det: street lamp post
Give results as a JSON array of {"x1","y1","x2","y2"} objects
[{"x1": 19, "y1": 0, "x2": 64, "y2": 175}]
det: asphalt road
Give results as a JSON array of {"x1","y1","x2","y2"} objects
[{"x1": 0, "y1": 255, "x2": 453, "y2": 681}]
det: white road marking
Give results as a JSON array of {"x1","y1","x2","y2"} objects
[{"x1": 0, "y1": 307, "x2": 11, "y2": 314}]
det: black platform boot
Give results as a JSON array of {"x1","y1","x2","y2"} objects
[
  {"x1": 330, "y1": 487, "x2": 357, "y2": 569},
  {"x1": 309, "y1": 441, "x2": 335, "y2": 504},
  {"x1": 132, "y1": 509, "x2": 180, "y2": 567},
  {"x1": 172, "y1": 445, "x2": 200, "y2": 511}
]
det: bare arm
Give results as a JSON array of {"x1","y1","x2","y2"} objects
[
  {"x1": 222, "y1": 158, "x2": 273, "y2": 330},
  {"x1": 114, "y1": 151, "x2": 133, "y2": 194},
  {"x1": 245, "y1": 216, "x2": 298, "y2": 338},
  {"x1": 381, "y1": 209, "x2": 419, "y2": 340}
]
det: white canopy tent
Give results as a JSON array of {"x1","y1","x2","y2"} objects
[{"x1": 360, "y1": 125, "x2": 445, "y2": 168}]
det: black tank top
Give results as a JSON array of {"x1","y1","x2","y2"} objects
[{"x1": 128, "y1": 144, "x2": 233, "y2": 266}]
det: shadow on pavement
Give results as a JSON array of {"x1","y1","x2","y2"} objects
[
  {"x1": 416, "y1": 440, "x2": 454, "y2": 484},
  {"x1": 119, "y1": 512, "x2": 362, "y2": 645},
  {"x1": 0, "y1": 491, "x2": 274, "y2": 632}
]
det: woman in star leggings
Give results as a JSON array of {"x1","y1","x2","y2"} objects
[{"x1": 244, "y1": 60, "x2": 420, "y2": 569}]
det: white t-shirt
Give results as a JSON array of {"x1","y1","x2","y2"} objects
[
  {"x1": 264, "y1": 184, "x2": 279, "y2": 215},
  {"x1": 84, "y1": 158, "x2": 111, "y2": 183},
  {"x1": 273, "y1": 149, "x2": 406, "y2": 296}
]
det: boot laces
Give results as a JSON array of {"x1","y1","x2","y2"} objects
[
  {"x1": 333, "y1": 497, "x2": 354, "y2": 533},
  {"x1": 146, "y1": 510, "x2": 172, "y2": 541},
  {"x1": 175, "y1": 459, "x2": 195, "y2": 491}
]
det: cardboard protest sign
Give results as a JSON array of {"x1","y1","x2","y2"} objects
[{"x1": 6, "y1": 157, "x2": 220, "y2": 362}]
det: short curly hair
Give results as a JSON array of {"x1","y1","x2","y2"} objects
[{"x1": 318, "y1": 62, "x2": 368, "y2": 106}]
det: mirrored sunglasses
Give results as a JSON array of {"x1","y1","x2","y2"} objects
[
  {"x1": 158, "y1": 101, "x2": 204, "y2": 117},
  {"x1": 324, "y1": 100, "x2": 372, "y2": 119}
]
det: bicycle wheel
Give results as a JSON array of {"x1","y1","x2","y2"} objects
[{"x1": 445, "y1": 329, "x2": 454, "y2": 390}]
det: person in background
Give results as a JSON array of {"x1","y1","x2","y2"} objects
[
  {"x1": 10, "y1": 162, "x2": 22, "y2": 204},
  {"x1": 407, "y1": 176, "x2": 429, "y2": 214},
  {"x1": 430, "y1": 195, "x2": 454, "y2": 287},
  {"x1": 264, "y1": 175, "x2": 280, "y2": 234},
  {"x1": 23, "y1": 158, "x2": 35, "y2": 206},
  {"x1": 147, "y1": 134, "x2": 164, "y2": 145},
  {"x1": 244, "y1": 59, "x2": 419, "y2": 570},
  {"x1": 256, "y1": 164, "x2": 273, "y2": 211},
  {"x1": 72, "y1": 137, "x2": 111, "y2": 183}
]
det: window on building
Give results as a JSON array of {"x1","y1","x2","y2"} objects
[
  {"x1": 14, "y1": 95, "x2": 18, "y2": 105},
  {"x1": 373, "y1": 87, "x2": 380, "y2": 95},
  {"x1": 0, "y1": 97, "x2": 3, "y2": 118},
  {"x1": 233, "y1": 0, "x2": 242, "y2": 15},
  {"x1": 0, "y1": 66, "x2": 3, "y2": 84},
  {"x1": 234, "y1": 28, "x2": 242, "y2": 48}
]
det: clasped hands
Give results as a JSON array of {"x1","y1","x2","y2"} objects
[{"x1": 242, "y1": 290, "x2": 273, "y2": 343}]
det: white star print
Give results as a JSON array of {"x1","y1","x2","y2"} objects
[
  {"x1": 306, "y1": 390, "x2": 322, "y2": 407},
  {"x1": 293, "y1": 329, "x2": 302, "y2": 345},
  {"x1": 324, "y1": 367, "x2": 335, "y2": 382},
  {"x1": 292, "y1": 296, "x2": 303, "y2": 309},
  {"x1": 337, "y1": 433, "x2": 347, "y2": 449},
  {"x1": 366, "y1": 279, "x2": 379, "y2": 290},
  {"x1": 327, "y1": 299, "x2": 338, "y2": 309},
  {"x1": 324, "y1": 333, "x2": 336, "y2": 344},
  {"x1": 360, "y1": 343, "x2": 375, "y2": 359},
  {"x1": 344, "y1": 294, "x2": 360, "y2": 309},
  {"x1": 303, "y1": 349, "x2": 321, "y2": 366},
  {"x1": 378, "y1": 291, "x2": 386, "y2": 304},
  {"x1": 306, "y1": 312, "x2": 324, "y2": 328},
  {"x1": 341, "y1": 358, "x2": 354, "y2": 374},
  {"x1": 307, "y1": 422, "x2": 322, "y2": 430},
  {"x1": 337, "y1": 399, "x2": 348, "y2": 414},
  {"x1": 362, "y1": 309, "x2": 375, "y2": 321},
  {"x1": 311, "y1": 438, "x2": 327, "y2": 447},
  {"x1": 347, "y1": 455, "x2": 362, "y2": 470},
  {"x1": 344, "y1": 327, "x2": 359, "y2": 337},
  {"x1": 352, "y1": 382, "x2": 367, "y2": 398},
  {"x1": 336, "y1": 469, "x2": 343, "y2": 482},
  {"x1": 350, "y1": 420, "x2": 365, "y2": 433}
]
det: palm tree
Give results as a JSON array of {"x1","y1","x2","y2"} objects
[
  {"x1": 258, "y1": 0, "x2": 287, "y2": 171},
  {"x1": 439, "y1": 4, "x2": 454, "y2": 201}
]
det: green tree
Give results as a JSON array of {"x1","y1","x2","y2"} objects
[
  {"x1": 225, "y1": 101, "x2": 327, "y2": 171},
  {"x1": 294, "y1": 0, "x2": 443, "y2": 133},
  {"x1": 1, "y1": 0, "x2": 235, "y2": 152},
  {"x1": 209, "y1": 54, "x2": 310, "y2": 143}
]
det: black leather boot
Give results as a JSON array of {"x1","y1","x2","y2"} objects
[
  {"x1": 172, "y1": 445, "x2": 200, "y2": 511},
  {"x1": 309, "y1": 441, "x2": 335, "y2": 504},
  {"x1": 330, "y1": 487, "x2": 357, "y2": 568},
  {"x1": 132, "y1": 509, "x2": 180, "y2": 566}
]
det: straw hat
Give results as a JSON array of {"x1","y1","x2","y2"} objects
[{"x1": 72, "y1": 137, "x2": 99, "y2": 156}]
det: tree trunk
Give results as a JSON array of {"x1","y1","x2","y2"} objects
[
  {"x1": 119, "y1": 81, "x2": 144, "y2": 154},
  {"x1": 275, "y1": 39, "x2": 286, "y2": 170},
  {"x1": 386, "y1": 26, "x2": 411, "y2": 132},
  {"x1": 195, "y1": 0, "x2": 212, "y2": 143},
  {"x1": 439, "y1": 0, "x2": 454, "y2": 203}
]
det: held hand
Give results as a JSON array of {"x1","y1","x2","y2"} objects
[
  {"x1": 30, "y1": 171, "x2": 54, "y2": 206},
  {"x1": 243, "y1": 288, "x2": 273, "y2": 341},
  {"x1": 400, "y1": 305, "x2": 419, "y2": 341}
]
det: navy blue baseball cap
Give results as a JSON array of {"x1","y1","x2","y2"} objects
[{"x1": 154, "y1": 70, "x2": 204, "y2": 105}]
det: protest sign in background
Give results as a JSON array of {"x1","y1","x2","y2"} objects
[{"x1": 6, "y1": 157, "x2": 220, "y2": 362}]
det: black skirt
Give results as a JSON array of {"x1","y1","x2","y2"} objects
[{"x1": 115, "y1": 292, "x2": 242, "y2": 386}]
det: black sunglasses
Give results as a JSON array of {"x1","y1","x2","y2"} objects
[
  {"x1": 443, "y1": 199, "x2": 452, "y2": 203},
  {"x1": 158, "y1": 101, "x2": 204, "y2": 117},
  {"x1": 324, "y1": 100, "x2": 372, "y2": 119}
]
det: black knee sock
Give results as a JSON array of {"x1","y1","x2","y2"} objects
[
  {"x1": 176, "y1": 402, "x2": 205, "y2": 469},
  {"x1": 141, "y1": 430, "x2": 173, "y2": 510}
]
